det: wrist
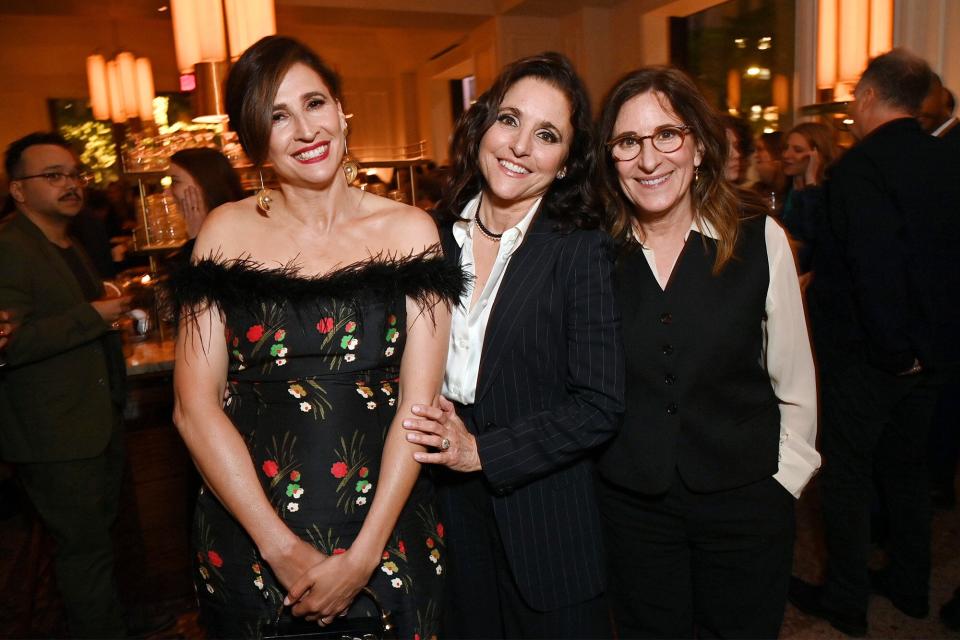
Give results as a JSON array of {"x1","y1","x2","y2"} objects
[
  {"x1": 256, "y1": 527, "x2": 301, "y2": 564},
  {"x1": 347, "y1": 538, "x2": 386, "y2": 573}
]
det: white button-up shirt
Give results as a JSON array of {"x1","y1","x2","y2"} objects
[{"x1": 442, "y1": 193, "x2": 541, "y2": 405}]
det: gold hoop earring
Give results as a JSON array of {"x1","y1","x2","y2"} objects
[
  {"x1": 341, "y1": 137, "x2": 359, "y2": 184},
  {"x1": 256, "y1": 170, "x2": 272, "y2": 213}
]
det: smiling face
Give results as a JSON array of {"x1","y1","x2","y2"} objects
[
  {"x1": 612, "y1": 91, "x2": 702, "y2": 222},
  {"x1": 267, "y1": 62, "x2": 347, "y2": 188},
  {"x1": 478, "y1": 76, "x2": 573, "y2": 213},
  {"x1": 9, "y1": 144, "x2": 84, "y2": 221},
  {"x1": 781, "y1": 132, "x2": 812, "y2": 177}
]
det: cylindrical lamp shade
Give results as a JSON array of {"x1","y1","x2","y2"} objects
[
  {"x1": 136, "y1": 58, "x2": 155, "y2": 122},
  {"x1": 116, "y1": 52, "x2": 139, "y2": 118},
  {"x1": 224, "y1": 0, "x2": 276, "y2": 61},
  {"x1": 86, "y1": 55, "x2": 110, "y2": 121},
  {"x1": 106, "y1": 60, "x2": 126, "y2": 123},
  {"x1": 817, "y1": 0, "x2": 838, "y2": 90},
  {"x1": 171, "y1": 0, "x2": 227, "y2": 72},
  {"x1": 868, "y1": 0, "x2": 893, "y2": 57},
  {"x1": 193, "y1": 60, "x2": 230, "y2": 123}
]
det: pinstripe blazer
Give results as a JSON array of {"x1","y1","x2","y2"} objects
[{"x1": 440, "y1": 210, "x2": 624, "y2": 611}]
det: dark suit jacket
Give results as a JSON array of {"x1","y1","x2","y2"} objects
[
  {"x1": 0, "y1": 213, "x2": 124, "y2": 462},
  {"x1": 809, "y1": 118, "x2": 960, "y2": 372},
  {"x1": 440, "y1": 211, "x2": 624, "y2": 611}
]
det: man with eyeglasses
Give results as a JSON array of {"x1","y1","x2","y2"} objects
[{"x1": 0, "y1": 132, "x2": 130, "y2": 637}]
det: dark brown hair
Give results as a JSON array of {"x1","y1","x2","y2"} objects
[
  {"x1": 858, "y1": 48, "x2": 933, "y2": 115},
  {"x1": 170, "y1": 148, "x2": 245, "y2": 212},
  {"x1": 226, "y1": 35, "x2": 342, "y2": 167},
  {"x1": 596, "y1": 66, "x2": 740, "y2": 273},
  {"x1": 438, "y1": 52, "x2": 598, "y2": 230}
]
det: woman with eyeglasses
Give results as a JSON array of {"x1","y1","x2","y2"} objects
[{"x1": 593, "y1": 67, "x2": 820, "y2": 638}]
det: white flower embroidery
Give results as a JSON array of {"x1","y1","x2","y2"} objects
[
  {"x1": 347, "y1": 338, "x2": 359, "y2": 351},
  {"x1": 362, "y1": 483, "x2": 372, "y2": 494},
  {"x1": 366, "y1": 401, "x2": 377, "y2": 410},
  {"x1": 286, "y1": 502, "x2": 299, "y2": 513},
  {"x1": 436, "y1": 565, "x2": 443, "y2": 575},
  {"x1": 292, "y1": 487, "x2": 304, "y2": 499},
  {"x1": 384, "y1": 347, "x2": 395, "y2": 357},
  {"x1": 254, "y1": 576, "x2": 264, "y2": 590},
  {"x1": 356, "y1": 496, "x2": 367, "y2": 506},
  {"x1": 275, "y1": 358, "x2": 287, "y2": 367},
  {"x1": 380, "y1": 564, "x2": 394, "y2": 576},
  {"x1": 277, "y1": 346, "x2": 288, "y2": 357},
  {"x1": 299, "y1": 402, "x2": 311, "y2": 413},
  {"x1": 391, "y1": 578, "x2": 403, "y2": 589},
  {"x1": 206, "y1": 584, "x2": 215, "y2": 593},
  {"x1": 388, "y1": 398, "x2": 396, "y2": 406}
]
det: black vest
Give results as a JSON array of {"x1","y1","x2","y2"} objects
[{"x1": 600, "y1": 216, "x2": 780, "y2": 494}]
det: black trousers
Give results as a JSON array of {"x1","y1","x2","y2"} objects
[
  {"x1": 819, "y1": 348, "x2": 940, "y2": 614},
  {"x1": 17, "y1": 417, "x2": 126, "y2": 638},
  {"x1": 438, "y1": 472, "x2": 610, "y2": 640},
  {"x1": 597, "y1": 472, "x2": 795, "y2": 639}
]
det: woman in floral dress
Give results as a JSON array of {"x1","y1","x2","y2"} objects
[{"x1": 166, "y1": 36, "x2": 462, "y2": 638}]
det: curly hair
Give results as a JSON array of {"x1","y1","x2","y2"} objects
[
  {"x1": 596, "y1": 66, "x2": 741, "y2": 273},
  {"x1": 437, "y1": 52, "x2": 598, "y2": 231}
]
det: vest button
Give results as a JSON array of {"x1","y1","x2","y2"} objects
[
  {"x1": 666, "y1": 402, "x2": 678, "y2": 415},
  {"x1": 662, "y1": 344, "x2": 674, "y2": 355},
  {"x1": 660, "y1": 312, "x2": 672, "y2": 324},
  {"x1": 664, "y1": 374, "x2": 676, "y2": 385}
]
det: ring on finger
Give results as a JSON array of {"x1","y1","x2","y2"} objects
[{"x1": 440, "y1": 437, "x2": 451, "y2": 451}]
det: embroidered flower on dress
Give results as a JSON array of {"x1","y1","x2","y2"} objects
[
  {"x1": 299, "y1": 402, "x2": 311, "y2": 413},
  {"x1": 287, "y1": 502, "x2": 299, "y2": 513},
  {"x1": 274, "y1": 329, "x2": 286, "y2": 341},
  {"x1": 436, "y1": 565, "x2": 443, "y2": 575},
  {"x1": 275, "y1": 358, "x2": 287, "y2": 367},
  {"x1": 366, "y1": 401, "x2": 377, "y2": 410},
  {"x1": 316, "y1": 317, "x2": 334, "y2": 334},
  {"x1": 344, "y1": 354, "x2": 356, "y2": 362},
  {"x1": 290, "y1": 471, "x2": 301, "y2": 482},
  {"x1": 207, "y1": 550, "x2": 223, "y2": 567},
  {"x1": 254, "y1": 575, "x2": 264, "y2": 590},
  {"x1": 391, "y1": 578, "x2": 403, "y2": 589},
  {"x1": 381, "y1": 561, "x2": 398, "y2": 575},
  {"x1": 331, "y1": 461, "x2": 348, "y2": 478},
  {"x1": 384, "y1": 347, "x2": 395, "y2": 357},
  {"x1": 356, "y1": 496, "x2": 367, "y2": 506},
  {"x1": 246, "y1": 325, "x2": 264, "y2": 342},
  {"x1": 262, "y1": 460, "x2": 279, "y2": 477},
  {"x1": 429, "y1": 549, "x2": 440, "y2": 563}
]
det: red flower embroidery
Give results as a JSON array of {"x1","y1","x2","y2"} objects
[
  {"x1": 316, "y1": 317, "x2": 334, "y2": 334},
  {"x1": 436, "y1": 523, "x2": 445, "y2": 538},
  {"x1": 290, "y1": 470, "x2": 301, "y2": 481},
  {"x1": 345, "y1": 321, "x2": 357, "y2": 333},
  {"x1": 330, "y1": 461, "x2": 348, "y2": 479},
  {"x1": 382, "y1": 551, "x2": 390, "y2": 560},
  {"x1": 246, "y1": 325, "x2": 264, "y2": 342},
  {"x1": 425, "y1": 538, "x2": 435, "y2": 549},
  {"x1": 333, "y1": 548, "x2": 346, "y2": 555},
  {"x1": 398, "y1": 540, "x2": 406, "y2": 554},
  {"x1": 274, "y1": 329, "x2": 286, "y2": 341},
  {"x1": 359, "y1": 466, "x2": 369, "y2": 478},
  {"x1": 207, "y1": 550, "x2": 224, "y2": 567},
  {"x1": 262, "y1": 460, "x2": 279, "y2": 477}
]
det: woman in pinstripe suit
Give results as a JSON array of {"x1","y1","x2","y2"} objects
[{"x1": 402, "y1": 53, "x2": 624, "y2": 639}]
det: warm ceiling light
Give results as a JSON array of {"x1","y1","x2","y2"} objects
[
  {"x1": 86, "y1": 55, "x2": 110, "y2": 121},
  {"x1": 136, "y1": 58, "x2": 156, "y2": 122},
  {"x1": 106, "y1": 60, "x2": 126, "y2": 124},
  {"x1": 224, "y1": 0, "x2": 276, "y2": 61},
  {"x1": 817, "y1": 0, "x2": 893, "y2": 97}
]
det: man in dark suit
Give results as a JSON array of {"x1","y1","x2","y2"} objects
[
  {"x1": 0, "y1": 132, "x2": 131, "y2": 637},
  {"x1": 790, "y1": 50, "x2": 960, "y2": 636}
]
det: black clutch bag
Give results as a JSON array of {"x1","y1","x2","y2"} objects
[{"x1": 263, "y1": 586, "x2": 396, "y2": 640}]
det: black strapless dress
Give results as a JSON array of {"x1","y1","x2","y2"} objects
[{"x1": 166, "y1": 252, "x2": 464, "y2": 639}]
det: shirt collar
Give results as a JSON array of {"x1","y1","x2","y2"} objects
[
  {"x1": 932, "y1": 116, "x2": 959, "y2": 138},
  {"x1": 633, "y1": 214, "x2": 719, "y2": 249},
  {"x1": 452, "y1": 192, "x2": 542, "y2": 248}
]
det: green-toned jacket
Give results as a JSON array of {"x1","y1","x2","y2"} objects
[{"x1": 0, "y1": 213, "x2": 125, "y2": 462}]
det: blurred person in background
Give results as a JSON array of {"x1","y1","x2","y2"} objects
[
  {"x1": 780, "y1": 122, "x2": 839, "y2": 275},
  {"x1": 752, "y1": 131, "x2": 788, "y2": 213},
  {"x1": 168, "y1": 148, "x2": 245, "y2": 243}
]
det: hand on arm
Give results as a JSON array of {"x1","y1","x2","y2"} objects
[{"x1": 405, "y1": 396, "x2": 481, "y2": 472}]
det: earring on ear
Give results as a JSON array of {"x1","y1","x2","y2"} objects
[
  {"x1": 556, "y1": 167, "x2": 567, "y2": 180},
  {"x1": 341, "y1": 134, "x2": 360, "y2": 184},
  {"x1": 694, "y1": 165, "x2": 701, "y2": 183},
  {"x1": 256, "y1": 170, "x2": 272, "y2": 213}
]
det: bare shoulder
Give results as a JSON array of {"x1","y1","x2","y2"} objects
[
  {"x1": 191, "y1": 196, "x2": 267, "y2": 261},
  {"x1": 359, "y1": 192, "x2": 440, "y2": 255}
]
